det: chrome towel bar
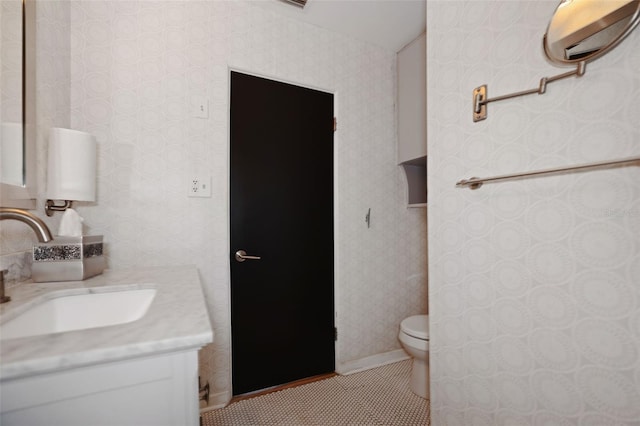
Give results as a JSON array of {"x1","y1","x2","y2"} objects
[{"x1": 456, "y1": 156, "x2": 640, "y2": 190}]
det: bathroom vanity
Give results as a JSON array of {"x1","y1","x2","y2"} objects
[{"x1": 0, "y1": 266, "x2": 213, "y2": 426}]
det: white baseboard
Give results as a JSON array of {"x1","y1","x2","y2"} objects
[
  {"x1": 200, "y1": 391, "x2": 231, "y2": 412},
  {"x1": 336, "y1": 349, "x2": 409, "y2": 375}
]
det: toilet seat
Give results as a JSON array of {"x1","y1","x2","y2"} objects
[{"x1": 400, "y1": 315, "x2": 429, "y2": 340}]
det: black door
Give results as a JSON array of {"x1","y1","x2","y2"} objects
[{"x1": 230, "y1": 71, "x2": 335, "y2": 396}]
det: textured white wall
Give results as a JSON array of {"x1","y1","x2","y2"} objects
[
  {"x1": 60, "y1": 0, "x2": 427, "y2": 407},
  {"x1": 427, "y1": 1, "x2": 640, "y2": 424}
]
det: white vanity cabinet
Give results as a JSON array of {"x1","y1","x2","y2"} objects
[
  {"x1": 397, "y1": 32, "x2": 427, "y2": 207},
  {"x1": 1, "y1": 350, "x2": 199, "y2": 426},
  {"x1": 0, "y1": 266, "x2": 213, "y2": 426}
]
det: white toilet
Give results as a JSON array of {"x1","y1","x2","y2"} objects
[{"x1": 398, "y1": 314, "x2": 429, "y2": 398}]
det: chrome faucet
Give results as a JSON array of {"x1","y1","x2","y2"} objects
[{"x1": 0, "y1": 208, "x2": 53, "y2": 243}]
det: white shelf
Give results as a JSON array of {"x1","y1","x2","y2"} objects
[{"x1": 401, "y1": 156, "x2": 427, "y2": 206}]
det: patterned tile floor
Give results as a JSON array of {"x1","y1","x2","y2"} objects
[{"x1": 201, "y1": 360, "x2": 430, "y2": 425}]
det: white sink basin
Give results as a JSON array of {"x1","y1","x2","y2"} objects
[{"x1": 0, "y1": 288, "x2": 156, "y2": 340}]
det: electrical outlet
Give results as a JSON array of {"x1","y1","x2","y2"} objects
[{"x1": 188, "y1": 176, "x2": 212, "y2": 198}]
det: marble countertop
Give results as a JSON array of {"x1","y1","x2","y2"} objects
[{"x1": 0, "y1": 265, "x2": 213, "y2": 381}]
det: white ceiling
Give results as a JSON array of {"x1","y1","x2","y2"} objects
[{"x1": 252, "y1": 0, "x2": 427, "y2": 52}]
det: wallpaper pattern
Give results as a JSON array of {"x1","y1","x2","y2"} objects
[
  {"x1": 62, "y1": 0, "x2": 426, "y2": 407},
  {"x1": 427, "y1": 1, "x2": 640, "y2": 424}
]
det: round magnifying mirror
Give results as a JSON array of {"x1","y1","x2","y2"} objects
[{"x1": 544, "y1": 0, "x2": 640, "y2": 64}]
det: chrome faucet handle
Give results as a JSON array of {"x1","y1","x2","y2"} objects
[{"x1": 1, "y1": 269, "x2": 11, "y2": 304}]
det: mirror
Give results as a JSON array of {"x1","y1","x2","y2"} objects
[
  {"x1": 544, "y1": 0, "x2": 640, "y2": 63},
  {"x1": 1, "y1": 0, "x2": 23, "y2": 185},
  {"x1": 473, "y1": 0, "x2": 640, "y2": 122},
  {"x1": 0, "y1": 0, "x2": 35, "y2": 208}
]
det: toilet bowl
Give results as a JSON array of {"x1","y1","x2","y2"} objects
[{"x1": 398, "y1": 314, "x2": 429, "y2": 398}]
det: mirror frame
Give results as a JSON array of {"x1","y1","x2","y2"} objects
[
  {"x1": 543, "y1": 0, "x2": 640, "y2": 65},
  {"x1": 1, "y1": 0, "x2": 36, "y2": 209}
]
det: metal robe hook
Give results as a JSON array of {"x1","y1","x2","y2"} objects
[{"x1": 365, "y1": 208, "x2": 371, "y2": 228}]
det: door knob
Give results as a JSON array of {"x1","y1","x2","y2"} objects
[{"x1": 235, "y1": 250, "x2": 261, "y2": 262}]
